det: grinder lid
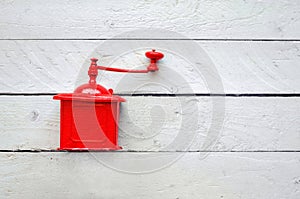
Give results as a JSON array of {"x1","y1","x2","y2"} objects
[{"x1": 53, "y1": 83, "x2": 125, "y2": 102}]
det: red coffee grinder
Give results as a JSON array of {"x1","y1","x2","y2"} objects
[{"x1": 54, "y1": 49, "x2": 164, "y2": 151}]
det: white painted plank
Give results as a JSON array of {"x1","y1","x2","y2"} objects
[
  {"x1": 0, "y1": 96, "x2": 299, "y2": 151},
  {"x1": 0, "y1": 152, "x2": 299, "y2": 198},
  {"x1": 1, "y1": 40, "x2": 300, "y2": 94},
  {"x1": 0, "y1": 0, "x2": 300, "y2": 39}
]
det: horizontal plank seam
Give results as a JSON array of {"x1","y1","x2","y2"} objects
[
  {"x1": 1, "y1": 38, "x2": 300, "y2": 42},
  {"x1": 1, "y1": 93, "x2": 300, "y2": 97},
  {"x1": 0, "y1": 150, "x2": 300, "y2": 153}
]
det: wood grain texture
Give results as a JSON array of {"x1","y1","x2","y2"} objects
[
  {"x1": 1, "y1": 1, "x2": 300, "y2": 198},
  {"x1": 1, "y1": 40, "x2": 300, "y2": 94},
  {"x1": 0, "y1": 0, "x2": 300, "y2": 39},
  {"x1": 0, "y1": 152, "x2": 299, "y2": 198},
  {"x1": 0, "y1": 96, "x2": 299, "y2": 151}
]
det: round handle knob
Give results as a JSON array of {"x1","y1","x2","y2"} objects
[{"x1": 145, "y1": 49, "x2": 164, "y2": 60}]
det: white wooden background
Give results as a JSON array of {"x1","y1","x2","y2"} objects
[{"x1": 0, "y1": 0, "x2": 300, "y2": 198}]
